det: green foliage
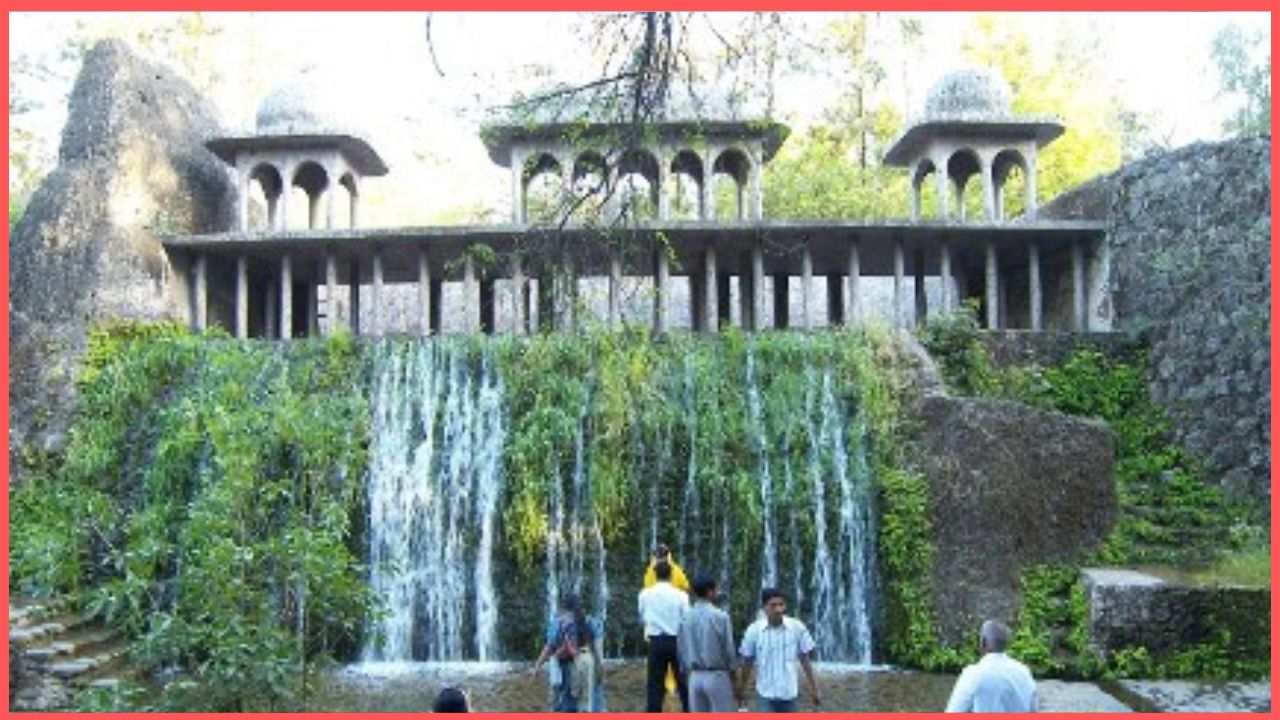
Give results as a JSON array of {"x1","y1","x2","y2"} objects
[
  {"x1": 1211, "y1": 23, "x2": 1271, "y2": 137},
  {"x1": 10, "y1": 324, "x2": 374, "y2": 711},
  {"x1": 915, "y1": 304, "x2": 1002, "y2": 396},
  {"x1": 763, "y1": 125, "x2": 908, "y2": 220}
]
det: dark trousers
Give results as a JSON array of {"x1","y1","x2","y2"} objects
[{"x1": 645, "y1": 634, "x2": 688, "y2": 712}]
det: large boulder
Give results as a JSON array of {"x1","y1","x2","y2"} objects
[
  {"x1": 894, "y1": 335, "x2": 1117, "y2": 643},
  {"x1": 1043, "y1": 137, "x2": 1271, "y2": 507},
  {"x1": 9, "y1": 39, "x2": 236, "y2": 477}
]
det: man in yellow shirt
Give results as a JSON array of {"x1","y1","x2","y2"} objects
[{"x1": 642, "y1": 543, "x2": 688, "y2": 699}]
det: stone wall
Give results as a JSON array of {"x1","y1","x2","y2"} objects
[
  {"x1": 9, "y1": 40, "x2": 236, "y2": 478},
  {"x1": 1043, "y1": 137, "x2": 1271, "y2": 507},
  {"x1": 1082, "y1": 568, "x2": 1270, "y2": 661}
]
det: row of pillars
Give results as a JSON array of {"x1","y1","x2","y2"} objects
[{"x1": 189, "y1": 237, "x2": 1100, "y2": 338}]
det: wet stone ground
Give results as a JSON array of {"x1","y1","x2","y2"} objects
[{"x1": 310, "y1": 661, "x2": 1141, "y2": 713}]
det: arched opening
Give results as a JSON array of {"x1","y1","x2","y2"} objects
[
  {"x1": 248, "y1": 163, "x2": 283, "y2": 231},
  {"x1": 292, "y1": 161, "x2": 330, "y2": 230},
  {"x1": 572, "y1": 151, "x2": 608, "y2": 223},
  {"x1": 339, "y1": 173, "x2": 359, "y2": 229},
  {"x1": 667, "y1": 150, "x2": 703, "y2": 220},
  {"x1": 912, "y1": 159, "x2": 937, "y2": 220},
  {"x1": 522, "y1": 153, "x2": 564, "y2": 224},
  {"x1": 946, "y1": 149, "x2": 982, "y2": 221},
  {"x1": 712, "y1": 148, "x2": 751, "y2": 221},
  {"x1": 992, "y1": 149, "x2": 1029, "y2": 220},
  {"x1": 617, "y1": 149, "x2": 659, "y2": 222}
]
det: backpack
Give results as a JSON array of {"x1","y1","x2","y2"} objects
[{"x1": 554, "y1": 616, "x2": 580, "y2": 661}]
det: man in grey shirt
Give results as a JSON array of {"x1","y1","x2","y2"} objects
[{"x1": 677, "y1": 574, "x2": 741, "y2": 712}]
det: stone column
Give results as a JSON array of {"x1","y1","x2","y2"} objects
[
  {"x1": 893, "y1": 237, "x2": 905, "y2": 328},
  {"x1": 1071, "y1": 239, "x2": 1087, "y2": 332},
  {"x1": 348, "y1": 178, "x2": 360, "y2": 230},
  {"x1": 847, "y1": 237, "x2": 862, "y2": 325},
  {"x1": 264, "y1": 281, "x2": 277, "y2": 338},
  {"x1": 325, "y1": 165, "x2": 338, "y2": 229},
  {"x1": 910, "y1": 174, "x2": 922, "y2": 221},
  {"x1": 934, "y1": 155, "x2": 951, "y2": 220},
  {"x1": 749, "y1": 147, "x2": 764, "y2": 220},
  {"x1": 480, "y1": 278, "x2": 496, "y2": 335},
  {"x1": 704, "y1": 246, "x2": 718, "y2": 332},
  {"x1": 981, "y1": 152, "x2": 996, "y2": 221},
  {"x1": 800, "y1": 243, "x2": 813, "y2": 330},
  {"x1": 307, "y1": 279, "x2": 319, "y2": 336},
  {"x1": 608, "y1": 250, "x2": 622, "y2": 327},
  {"x1": 237, "y1": 166, "x2": 250, "y2": 232},
  {"x1": 654, "y1": 244, "x2": 669, "y2": 334},
  {"x1": 689, "y1": 256, "x2": 706, "y2": 332},
  {"x1": 985, "y1": 241, "x2": 999, "y2": 330},
  {"x1": 510, "y1": 255, "x2": 525, "y2": 335},
  {"x1": 1028, "y1": 242, "x2": 1042, "y2": 331},
  {"x1": 939, "y1": 239, "x2": 953, "y2": 314},
  {"x1": 192, "y1": 252, "x2": 208, "y2": 332},
  {"x1": 280, "y1": 255, "x2": 293, "y2": 339},
  {"x1": 772, "y1": 274, "x2": 789, "y2": 329},
  {"x1": 1087, "y1": 237, "x2": 1112, "y2": 331},
  {"x1": 308, "y1": 191, "x2": 322, "y2": 229},
  {"x1": 657, "y1": 153, "x2": 671, "y2": 221},
  {"x1": 510, "y1": 147, "x2": 526, "y2": 224},
  {"x1": 717, "y1": 271, "x2": 732, "y2": 328},
  {"x1": 418, "y1": 250, "x2": 433, "y2": 335},
  {"x1": 278, "y1": 165, "x2": 291, "y2": 231},
  {"x1": 348, "y1": 259, "x2": 361, "y2": 335},
  {"x1": 325, "y1": 252, "x2": 339, "y2": 335},
  {"x1": 955, "y1": 180, "x2": 967, "y2": 222},
  {"x1": 370, "y1": 249, "x2": 384, "y2": 336},
  {"x1": 235, "y1": 255, "x2": 248, "y2": 339}
]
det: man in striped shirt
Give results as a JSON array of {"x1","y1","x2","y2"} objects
[{"x1": 735, "y1": 588, "x2": 822, "y2": 712}]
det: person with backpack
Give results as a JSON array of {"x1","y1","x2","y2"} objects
[{"x1": 532, "y1": 593, "x2": 604, "y2": 712}]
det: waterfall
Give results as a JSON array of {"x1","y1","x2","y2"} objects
[
  {"x1": 362, "y1": 340, "x2": 507, "y2": 663},
  {"x1": 746, "y1": 348, "x2": 778, "y2": 587}
]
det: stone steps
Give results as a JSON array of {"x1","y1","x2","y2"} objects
[{"x1": 9, "y1": 595, "x2": 134, "y2": 710}]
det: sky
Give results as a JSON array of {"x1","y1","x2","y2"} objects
[{"x1": 8, "y1": 11, "x2": 1271, "y2": 225}]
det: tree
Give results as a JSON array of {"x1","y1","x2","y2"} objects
[{"x1": 1211, "y1": 22, "x2": 1271, "y2": 137}]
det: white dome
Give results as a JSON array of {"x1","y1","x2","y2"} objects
[
  {"x1": 923, "y1": 66, "x2": 1013, "y2": 121},
  {"x1": 255, "y1": 64, "x2": 371, "y2": 137}
]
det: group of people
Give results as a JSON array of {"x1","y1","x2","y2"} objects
[{"x1": 446, "y1": 542, "x2": 1038, "y2": 713}]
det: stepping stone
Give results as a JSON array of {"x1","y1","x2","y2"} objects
[
  {"x1": 88, "y1": 677, "x2": 122, "y2": 690},
  {"x1": 49, "y1": 660, "x2": 94, "y2": 678}
]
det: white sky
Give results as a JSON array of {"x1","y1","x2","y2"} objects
[{"x1": 9, "y1": 11, "x2": 1271, "y2": 224}]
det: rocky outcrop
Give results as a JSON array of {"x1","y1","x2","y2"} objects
[
  {"x1": 895, "y1": 335, "x2": 1117, "y2": 643},
  {"x1": 1043, "y1": 137, "x2": 1271, "y2": 507},
  {"x1": 9, "y1": 40, "x2": 236, "y2": 477}
]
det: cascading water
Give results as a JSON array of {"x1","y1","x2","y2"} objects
[
  {"x1": 359, "y1": 335, "x2": 879, "y2": 667},
  {"x1": 362, "y1": 340, "x2": 506, "y2": 663}
]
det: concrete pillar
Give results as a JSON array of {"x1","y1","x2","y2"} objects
[
  {"x1": 701, "y1": 149, "x2": 717, "y2": 221},
  {"x1": 511, "y1": 148, "x2": 526, "y2": 224},
  {"x1": 348, "y1": 259, "x2": 361, "y2": 335},
  {"x1": 235, "y1": 255, "x2": 248, "y2": 339},
  {"x1": 1028, "y1": 242, "x2": 1042, "y2": 331},
  {"x1": 325, "y1": 252, "x2": 339, "y2": 335},
  {"x1": 985, "y1": 241, "x2": 999, "y2": 330},
  {"x1": 510, "y1": 255, "x2": 525, "y2": 335},
  {"x1": 690, "y1": 259, "x2": 706, "y2": 332},
  {"x1": 910, "y1": 178, "x2": 922, "y2": 221},
  {"x1": 981, "y1": 153, "x2": 996, "y2": 221},
  {"x1": 267, "y1": 195, "x2": 281, "y2": 231},
  {"x1": 308, "y1": 191, "x2": 322, "y2": 229},
  {"x1": 913, "y1": 247, "x2": 927, "y2": 327},
  {"x1": 278, "y1": 174, "x2": 291, "y2": 231},
  {"x1": 939, "y1": 239, "x2": 953, "y2": 314},
  {"x1": 307, "y1": 279, "x2": 319, "y2": 336},
  {"x1": 800, "y1": 244, "x2": 813, "y2": 330},
  {"x1": 827, "y1": 274, "x2": 845, "y2": 327},
  {"x1": 772, "y1": 274, "x2": 789, "y2": 329},
  {"x1": 349, "y1": 180, "x2": 360, "y2": 229},
  {"x1": 418, "y1": 251, "x2": 433, "y2": 335},
  {"x1": 934, "y1": 157, "x2": 950, "y2": 220},
  {"x1": 326, "y1": 170, "x2": 337, "y2": 229},
  {"x1": 370, "y1": 249, "x2": 384, "y2": 336},
  {"x1": 280, "y1": 254, "x2": 293, "y2": 339},
  {"x1": 751, "y1": 243, "x2": 765, "y2": 331},
  {"x1": 847, "y1": 237, "x2": 862, "y2": 325},
  {"x1": 893, "y1": 237, "x2": 905, "y2": 328},
  {"x1": 1072, "y1": 239, "x2": 1087, "y2": 332},
  {"x1": 955, "y1": 180, "x2": 967, "y2": 222},
  {"x1": 192, "y1": 252, "x2": 208, "y2": 332},
  {"x1": 608, "y1": 250, "x2": 622, "y2": 327},
  {"x1": 749, "y1": 148, "x2": 764, "y2": 220},
  {"x1": 654, "y1": 245, "x2": 669, "y2": 334},
  {"x1": 237, "y1": 168, "x2": 250, "y2": 232},
  {"x1": 657, "y1": 157, "x2": 671, "y2": 221},
  {"x1": 1088, "y1": 237, "x2": 1112, "y2": 331},
  {"x1": 704, "y1": 246, "x2": 718, "y2": 331}
]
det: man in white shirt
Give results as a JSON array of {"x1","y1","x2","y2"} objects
[
  {"x1": 735, "y1": 588, "x2": 822, "y2": 712},
  {"x1": 945, "y1": 619, "x2": 1038, "y2": 712},
  {"x1": 638, "y1": 560, "x2": 690, "y2": 711}
]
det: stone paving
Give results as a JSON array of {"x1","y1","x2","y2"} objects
[{"x1": 1116, "y1": 680, "x2": 1272, "y2": 713}]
